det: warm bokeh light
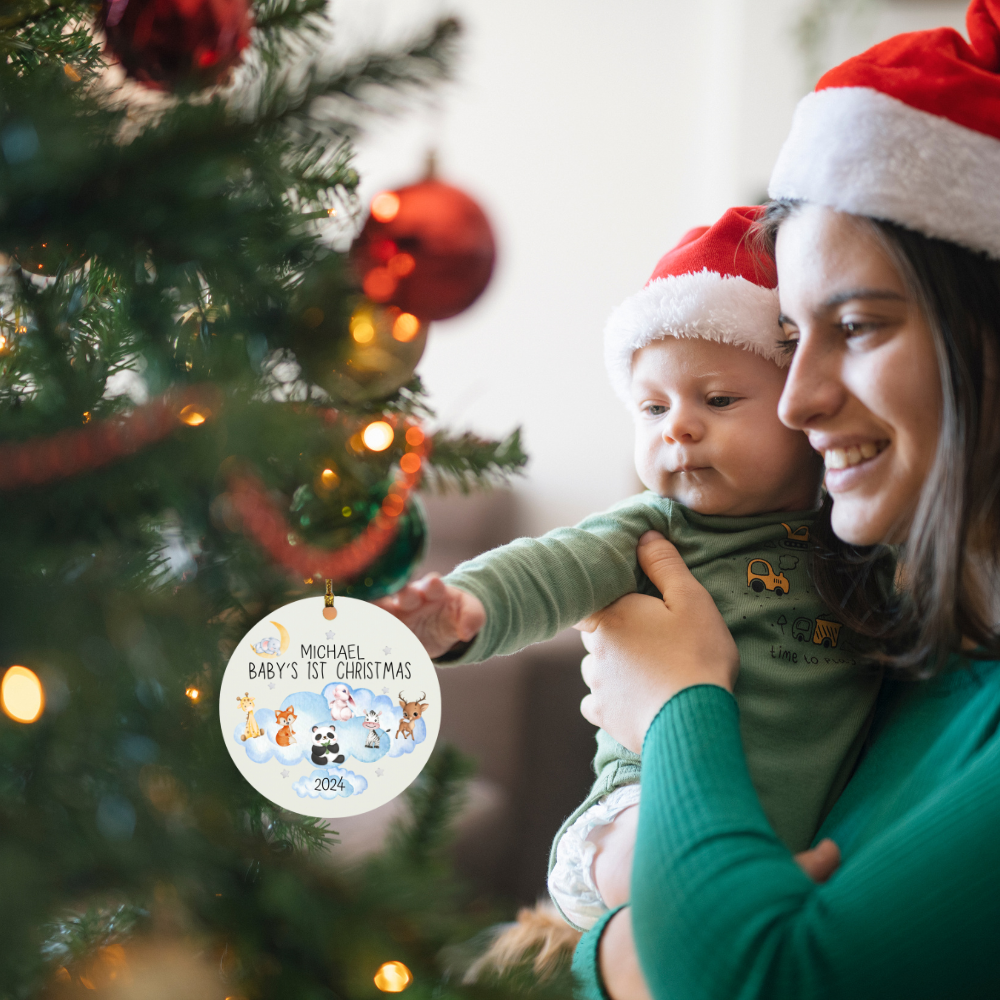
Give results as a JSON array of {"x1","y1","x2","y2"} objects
[
  {"x1": 320, "y1": 468, "x2": 340, "y2": 489},
  {"x1": 363, "y1": 421, "x2": 394, "y2": 452},
  {"x1": 185, "y1": 687, "x2": 200, "y2": 701},
  {"x1": 0, "y1": 335, "x2": 7, "y2": 351},
  {"x1": 351, "y1": 319, "x2": 375, "y2": 344},
  {"x1": 374, "y1": 961, "x2": 412, "y2": 992},
  {"x1": 399, "y1": 453, "x2": 421, "y2": 474},
  {"x1": 387, "y1": 253, "x2": 415, "y2": 278},
  {"x1": 372, "y1": 238, "x2": 398, "y2": 263},
  {"x1": 404, "y1": 426, "x2": 424, "y2": 447},
  {"x1": 363, "y1": 267, "x2": 397, "y2": 302},
  {"x1": 2, "y1": 666, "x2": 44, "y2": 723},
  {"x1": 179, "y1": 405, "x2": 207, "y2": 426},
  {"x1": 391, "y1": 313, "x2": 420, "y2": 343},
  {"x1": 371, "y1": 192, "x2": 401, "y2": 223},
  {"x1": 381, "y1": 492, "x2": 405, "y2": 517},
  {"x1": 82, "y1": 411, "x2": 91, "y2": 424}
]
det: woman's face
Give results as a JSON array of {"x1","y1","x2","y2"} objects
[{"x1": 775, "y1": 204, "x2": 942, "y2": 546}]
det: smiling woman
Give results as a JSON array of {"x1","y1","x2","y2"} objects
[
  {"x1": 572, "y1": 4, "x2": 1000, "y2": 1000},
  {"x1": 760, "y1": 202, "x2": 1000, "y2": 673}
]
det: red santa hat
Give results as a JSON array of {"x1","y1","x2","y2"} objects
[
  {"x1": 604, "y1": 205, "x2": 783, "y2": 403},
  {"x1": 769, "y1": 0, "x2": 1000, "y2": 259}
]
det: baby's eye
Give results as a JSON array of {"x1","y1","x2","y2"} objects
[
  {"x1": 707, "y1": 396, "x2": 738, "y2": 408},
  {"x1": 643, "y1": 403, "x2": 667, "y2": 416}
]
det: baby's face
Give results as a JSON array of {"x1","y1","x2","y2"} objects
[{"x1": 630, "y1": 338, "x2": 822, "y2": 516}]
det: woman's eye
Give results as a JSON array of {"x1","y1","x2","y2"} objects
[
  {"x1": 707, "y1": 396, "x2": 737, "y2": 408},
  {"x1": 841, "y1": 319, "x2": 879, "y2": 336},
  {"x1": 777, "y1": 337, "x2": 799, "y2": 356}
]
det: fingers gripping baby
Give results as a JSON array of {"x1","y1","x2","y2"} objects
[{"x1": 378, "y1": 207, "x2": 879, "y2": 932}]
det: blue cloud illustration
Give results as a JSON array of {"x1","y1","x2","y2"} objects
[
  {"x1": 234, "y1": 684, "x2": 431, "y2": 766},
  {"x1": 293, "y1": 766, "x2": 367, "y2": 800},
  {"x1": 233, "y1": 690, "x2": 332, "y2": 765},
  {"x1": 319, "y1": 683, "x2": 428, "y2": 759}
]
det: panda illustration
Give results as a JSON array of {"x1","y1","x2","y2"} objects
[{"x1": 311, "y1": 725, "x2": 345, "y2": 765}]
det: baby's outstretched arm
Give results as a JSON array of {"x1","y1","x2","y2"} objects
[{"x1": 375, "y1": 574, "x2": 486, "y2": 659}]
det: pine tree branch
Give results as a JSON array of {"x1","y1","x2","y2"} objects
[
  {"x1": 252, "y1": 0, "x2": 326, "y2": 34},
  {"x1": 235, "y1": 15, "x2": 461, "y2": 135},
  {"x1": 386, "y1": 744, "x2": 474, "y2": 864},
  {"x1": 41, "y1": 904, "x2": 147, "y2": 966},
  {"x1": 424, "y1": 428, "x2": 528, "y2": 494}
]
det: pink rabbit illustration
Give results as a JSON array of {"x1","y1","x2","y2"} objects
[{"x1": 328, "y1": 683, "x2": 357, "y2": 721}]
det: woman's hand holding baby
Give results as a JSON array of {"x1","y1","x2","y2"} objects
[
  {"x1": 374, "y1": 574, "x2": 486, "y2": 659},
  {"x1": 576, "y1": 531, "x2": 739, "y2": 754}
]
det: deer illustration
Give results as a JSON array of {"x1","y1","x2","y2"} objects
[
  {"x1": 237, "y1": 692, "x2": 262, "y2": 741},
  {"x1": 275, "y1": 706, "x2": 297, "y2": 746},
  {"x1": 395, "y1": 692, "x2": 428, "y2": 741}
]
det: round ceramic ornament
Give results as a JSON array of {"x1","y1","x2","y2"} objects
[{"x1": 220, "y1": 596, "x2": 440, "y2": 818}]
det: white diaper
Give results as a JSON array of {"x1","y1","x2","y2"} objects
[{"x1": 547, "y1": 783, "x2": 642, "y2": 930}]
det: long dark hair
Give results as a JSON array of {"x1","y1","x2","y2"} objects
[{"x1": 757, "y1": 201, "x2": 1000, "y2": 676}]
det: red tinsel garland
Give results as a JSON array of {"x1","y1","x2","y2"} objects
[
  {"x1": 0, "y1": 384, "x2": 221, "y2": 490},
  {"x1": 0, "y1": 388, "x2": 426, "y2": 584},
  {"x1": 224, "y1": 416, "x2": 428, "y2": 582}
]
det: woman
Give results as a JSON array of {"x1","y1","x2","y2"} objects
[{"x1": 572, "y1": 5, "x2": 1000, "y2": 998}]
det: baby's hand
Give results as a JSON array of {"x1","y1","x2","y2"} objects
[{"x1": 374, "y1": 574, "x2": 486, "y2": 659}]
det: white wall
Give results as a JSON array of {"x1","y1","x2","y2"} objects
[{"x1": 340, "y1": 0, "x2": 967, "y2": 536}]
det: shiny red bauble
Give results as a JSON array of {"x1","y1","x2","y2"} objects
[
  {"x1": 350, "y1": 179, "x2": 496, "y2": 321},
  {"x1": 99, "y1": 0, "x2": 252, "y2": 91}
]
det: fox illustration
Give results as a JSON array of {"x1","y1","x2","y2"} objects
[{"x1": 275, "y1": 706, "x2": 297, "y2": 746}]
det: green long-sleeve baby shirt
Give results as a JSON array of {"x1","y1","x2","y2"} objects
[{"x1": 443, "y1": 492, "x2": 881, "y2": 857}]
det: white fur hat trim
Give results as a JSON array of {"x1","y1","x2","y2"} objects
[
  {"x1": 604, "y1": 269, "x2": 784, "y2": 404},
  {"x1": 769, "y1": 87, "x2": 1000, "y2": 260}
]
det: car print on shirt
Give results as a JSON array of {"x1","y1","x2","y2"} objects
[
  {"x1": 792, "y1": 616, "x2": 843, "y2": 648},
  {"x1": 780, "y1": 523, "x2": 810, "y2": 549},
  {"x1": 747, "y1": 558, "x2": 790, "y2": 596}
]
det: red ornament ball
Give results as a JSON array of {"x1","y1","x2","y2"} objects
[
  {"x1": 350, "y1": 179, "x2": 496, "y2": 321},
  {"x1": 99, "y1": 0, "x2": 252, "y2": 91}
]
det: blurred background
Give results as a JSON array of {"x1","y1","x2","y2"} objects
[{"x1": 331, "y1": 0, "x2": 969, "y2": 905}]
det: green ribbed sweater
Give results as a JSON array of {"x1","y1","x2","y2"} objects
[{"x1": 572, "y1": 656, "x2": 1000, "y2": 1000}]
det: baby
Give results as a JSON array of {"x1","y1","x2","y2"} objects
[{"x1": 379, "y1": 207, "x2": 881, "y2": 930}]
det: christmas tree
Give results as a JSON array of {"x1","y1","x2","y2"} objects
[{"x1": 0, "y1": 1, "x2": 572, "y2": 996}]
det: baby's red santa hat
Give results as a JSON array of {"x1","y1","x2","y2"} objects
[
  {"x1": 770, "y1": 0, "x2": 1000, "y2": 258},
  {"x1": 604, "y1": 205, "x2": 783, "y2": 403}
]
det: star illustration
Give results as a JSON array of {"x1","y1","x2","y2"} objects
[
  {"x1": 381, "y1": 686, "x2": 389, "y2": 695},
  {"x1": 268, "y1": 682, "x2": 276, "y2": 689},
  {"x1": 375, "y1": 768, "x2": 384, "y2": 778},
  {"x1": 382, "y1": 645, "x2": 392, "y2": 656},
  {"x1": 325, "y1": 630, "x2": 336, "y2": 640},
  {"x1": 280, "y1": 769, "x2": 289, "y2": 779}
]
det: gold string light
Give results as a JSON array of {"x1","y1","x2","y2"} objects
[
  {"x1": 1, "y1": 665, "x2": 44, "y2": 723},
  {"x1": 374, "y1": 961, "x2": 412, "y2": 993},
  {"x1": 362, "y1": 421, "x2": 394, "y2": 452}
]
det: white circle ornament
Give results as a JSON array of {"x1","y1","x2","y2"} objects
[{"x1": 219, "y1": 596, "x2": 440, "y2": 818}]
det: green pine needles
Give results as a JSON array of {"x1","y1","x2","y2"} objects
[{"x1": 0, "y1": 3, "x2": 541, "y2": 999}]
